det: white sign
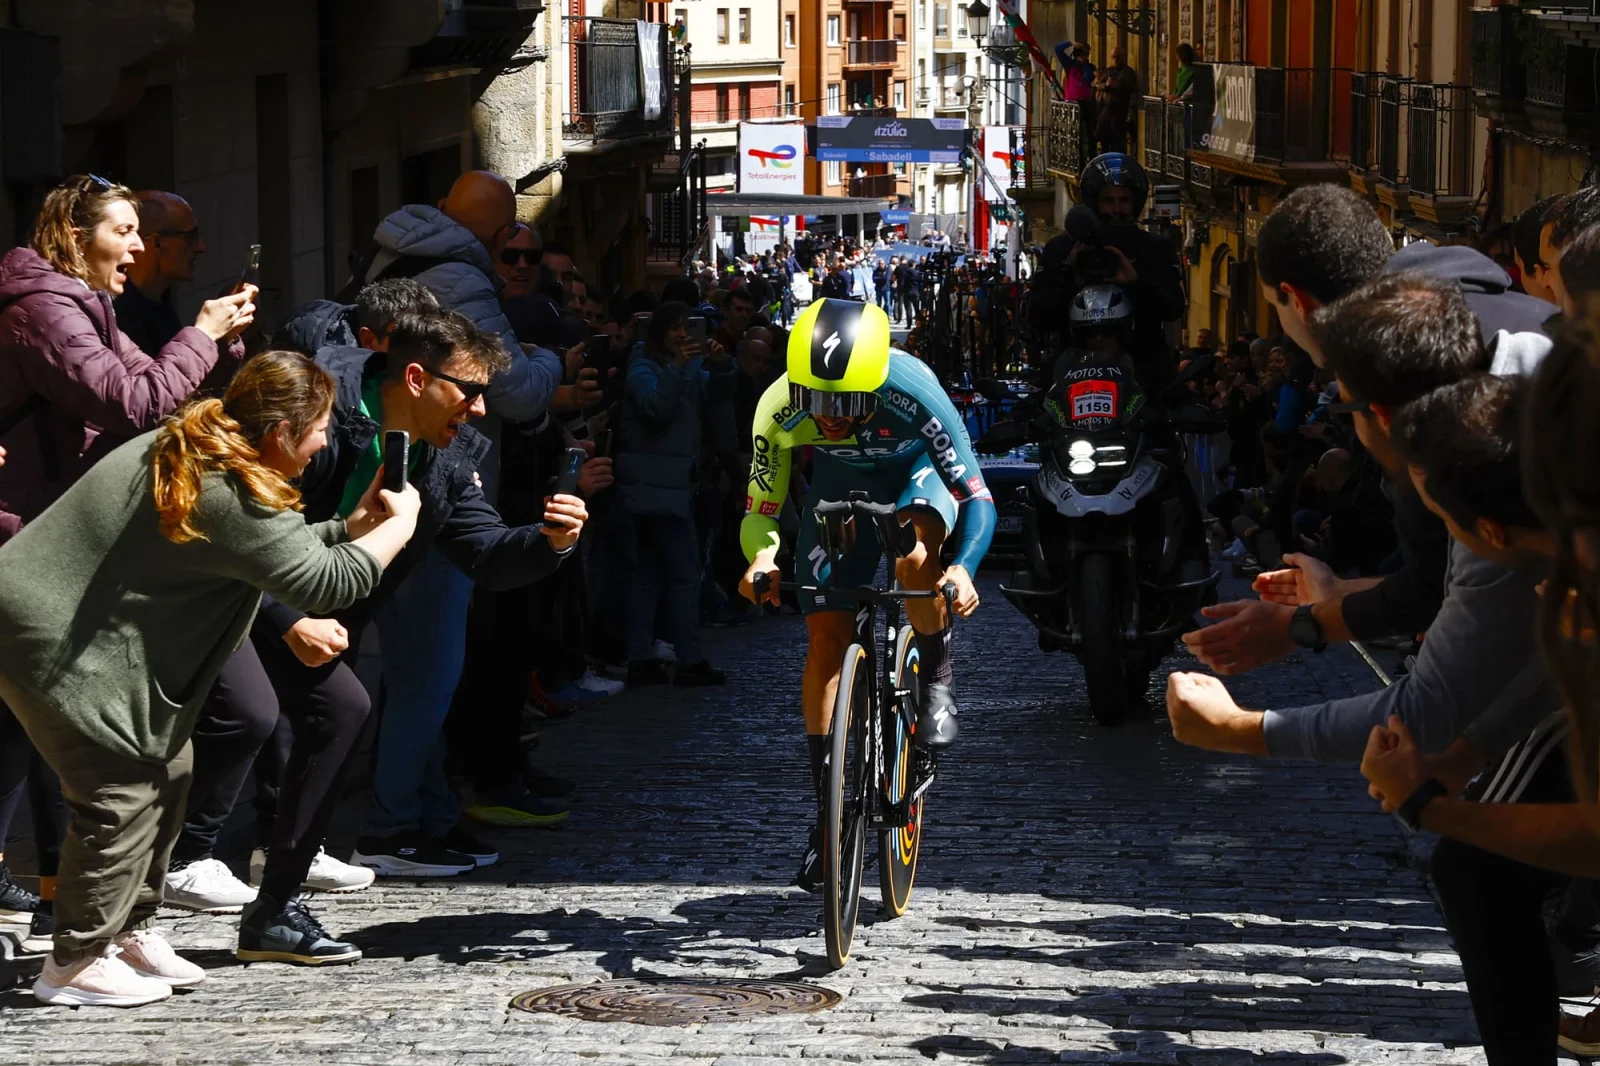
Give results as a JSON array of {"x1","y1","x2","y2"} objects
[
  {"x1": 747, "y1": 216, "x2": 791, "y2": 255},
  {"x1": 982, "y1": 126, "x2": 1022, "y2": 201},
  {"x1": 739, "y1": 122, "x2": 806, "y2": 194},
  {"x1": 637, "y1": 22, "x2": 663, "y2": 122}
]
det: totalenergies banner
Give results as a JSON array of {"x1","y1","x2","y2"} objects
[
  {"x1": 739, "y1": 122, "x2": 805, "y2": 194},
  {"x1": 981, "y1": 126, "x2": 1022, "y2": 201}
]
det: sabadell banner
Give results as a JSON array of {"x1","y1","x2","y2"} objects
[
  {"x1": 815, "y1": 116, "x2": 966, "y2": 164},
  {"x1": 738, "y1": 122, "x2": 806, "y2": 194}
]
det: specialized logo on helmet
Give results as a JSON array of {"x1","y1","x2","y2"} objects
[
  {"x1": 821, "y1": 330, "x2": 843, "y2": 370},
  {"x1": 809, "y1": 300, "x2": 864, "y2": 382}
]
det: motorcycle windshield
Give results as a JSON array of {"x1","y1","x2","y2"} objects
[{"x1": 1045, "y1": 351, "x2": 1142, "y2": 436}]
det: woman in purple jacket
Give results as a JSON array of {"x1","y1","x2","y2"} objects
[{"x1": 0, "y1": 174, "x2": 256, "y2": 951}]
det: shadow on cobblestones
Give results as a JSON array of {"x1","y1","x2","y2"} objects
[{"x1": 911, "y1": 1031, "x2": 1349, "y2": 1064}]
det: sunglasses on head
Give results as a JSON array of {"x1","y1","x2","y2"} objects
[
  {"x1": 425, "y1": 365, "x2": 491, "y2": 402},
  {"x1": 500, "y1": 247, "x2": 543, "y2": 266}
]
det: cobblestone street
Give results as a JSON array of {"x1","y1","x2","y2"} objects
[{"x1": 0, "y1": 576, "x2": 1488, "y2": 1065}]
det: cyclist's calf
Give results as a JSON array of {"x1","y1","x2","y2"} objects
[{"x1": 894, "y1": 510, "x2": 948, "y2": 634}]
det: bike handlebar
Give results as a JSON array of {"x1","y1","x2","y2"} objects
[
  {"x1": 751, "y1": 574, "x2": 960, "y2": 611},
  {"x1": 812, "y1": 498, "x2": 899, "y2": 521}
]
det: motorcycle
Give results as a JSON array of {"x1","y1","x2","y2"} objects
[{"x1": 979, "y1": 206, "x2": 1223, "y2": 725}]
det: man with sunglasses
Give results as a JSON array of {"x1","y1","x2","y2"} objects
[
  {"x1": 116, "y1": 191, "x2": 240, "y2": 366},
  {"x1": 495, "y1": 223, "x2": 543, "y2": 300}
]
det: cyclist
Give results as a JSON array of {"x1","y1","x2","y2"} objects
[{"x1": 739, "y1": 298, "x2": 996, "y2": 891}]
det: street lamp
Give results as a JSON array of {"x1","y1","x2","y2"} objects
[{"x1": 966, "y1": 0, "x2": 991, "y2": 43}]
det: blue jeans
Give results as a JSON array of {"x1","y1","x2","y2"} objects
[
  {"x1": 365, "y1": 549, "x2": 473, "y2": 837},
  {"x1": 627, "y1": 513, "x2": 704, "y2": 664}
]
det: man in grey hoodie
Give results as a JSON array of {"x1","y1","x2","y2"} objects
[{"x1": 1166, "y1": 273, "x2": 1553, "y2": 769}]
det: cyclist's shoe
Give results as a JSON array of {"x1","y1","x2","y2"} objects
[
  {"x1": 795, "y1": 825, "x2": 824, "y2": 893},
  {"x1": 917, "y1": 685, "x2": 959, "y2": 749}
]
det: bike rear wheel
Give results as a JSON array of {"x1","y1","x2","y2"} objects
[
  {"x1": 879, "y1": 627, "x2": 925, "y2": 918},
  {"x1": 823, "y1": 643, "x2": 871, "y2": 969}
]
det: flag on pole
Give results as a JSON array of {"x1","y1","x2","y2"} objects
[{"x1": 994, "y1": 0, "x2": 1064, "y2": 99}]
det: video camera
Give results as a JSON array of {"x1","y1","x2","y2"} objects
[{"x1": 1064, "y1": 204, "x2": 1121, "y2": 285}]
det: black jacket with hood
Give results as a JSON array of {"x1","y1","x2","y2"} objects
[
  {"x1": 256, "y1": 344, "x2": 568, "y2": 636},
  {"x1": 1386, "y1": 241, "x2": 1558, "y2": 341}
]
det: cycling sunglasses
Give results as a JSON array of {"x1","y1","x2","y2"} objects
[
  {"x1": 500, "y1": 247, "x2": 543, "y2": 266},
  {"x1": 791, "y1": 383, "x2": 876, "y2": 418},
  {"x1": 426, "y1": 366, "x2": 491, "y2": 402}
]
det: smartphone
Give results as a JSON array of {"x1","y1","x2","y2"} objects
[
  {"x1": 594, "y1": 428, "x2": 613, "y2": 458},
  {"x1": 382, "y1": 431, "x2": 409, "y2": 494},
  {"x1": 236, "y1": 244, "x2": 262, "y2": 293},
  {"x1": 553, "y1": 446, "x2": 586, "y2": 498},
  {"x1": 583, "y1": 332, "x2": 612, "y2": 369},
  {"x1": 686, "y1": 315, "x2": 708, "y2": 345}
]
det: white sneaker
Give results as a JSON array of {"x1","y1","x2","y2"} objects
[
  {"x1": 653, "y1": 640, "x2": 678, "y2": 663},
  {"x1": 114, "y1": 928, "x2": 205, "y2": 987},
  {"x1": 303, "y1": 848, "x2": 376, "y2": 894},
  {"x1": 1219, "y1": 537, "x2": 1249, "y2": 562},
  {"x1": 575, "y1": 669, "x2": 625, "y2": 697},
  {"x1": 33, "y1": 946, "x2": 172, "y2": 1007},
  {"x1": 163, "y1": 857, "x2": 257, "y2": 913}
]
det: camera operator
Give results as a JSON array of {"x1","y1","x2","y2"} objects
[{"x1": 1029, "y1": 153, "x2": 1185, "y2": 392}]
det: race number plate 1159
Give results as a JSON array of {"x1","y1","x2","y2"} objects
[{"x1": 1068, "y1": 380, "x2": 1119, "y2": 421}]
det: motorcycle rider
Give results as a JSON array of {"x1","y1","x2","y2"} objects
[{"x1": 1029, "y1": 153, "x2": 1186, "y2": 393}]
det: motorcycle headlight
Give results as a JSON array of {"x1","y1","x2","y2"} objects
[
  {"x1": 1067, "y1": 439, "x2": 1095, "y2": 461},
  {"x1": 1068, "y1": 458, "x2": 1097, "y2": 476}
]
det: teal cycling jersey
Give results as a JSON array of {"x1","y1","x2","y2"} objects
[{"x1": 741, "y1": 351, "x2": 997, "y2": 573}]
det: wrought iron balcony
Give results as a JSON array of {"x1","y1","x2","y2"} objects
[
  {"x1": 1526, "y1": 19, "x2": 1599, "y2": 114},
  {"x1": 1470, "y1": 5, "x2": 1525, "y2": 102},
  {"x1": 1253, "y1": 67, "x2": 1333, "y2": 164},
  {"x1": 1047, "y1": 99, "x2": 1091, "y2": 177},
  {"x1": 410, "y1": 0, "x2": 545, "y2": 72},
  {"x1": 1349, "y1": 71, "x2": 1380, "y2": 170},
  {"x1": 1377, "y1": 76, "x2": 1410, "y2": 186},
  {"x1": 1407, "y1": 83, "x2": 1473, "y2": 201},
  {"x1": 564, "y1": 17, "x2": 674, "y2": 143}
]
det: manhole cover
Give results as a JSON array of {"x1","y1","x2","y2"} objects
[
  {"x1": 510, "y1": 977, "x2": 841, "y2": 1025},
  {"x1": 593, "y1": 804, "x2": 667, "y2": 825}
]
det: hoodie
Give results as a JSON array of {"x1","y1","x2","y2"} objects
[
  {"x1": 1261, "y1": 330, "x2": 1555, "y2": 765},
  {"x1": 0, "y1": 246, "x2": 228, "y2": 544},
  {"x1": 367, "y1": 205, "x2": 562, "y2": 500},
  {"x1": 1387, "y1": 241, "x2": 1558, "y2": 342}
]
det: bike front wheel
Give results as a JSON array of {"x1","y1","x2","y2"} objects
[
  {"x1": 879, "y1": 627, "x2": 925, "y2": 918},
  {"x1": 823, "y1": 642, "x2": 871, "y2": 969}
]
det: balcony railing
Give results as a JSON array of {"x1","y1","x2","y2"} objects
[
  {"x1": 1408, "y1": 83, "x2": 1473, "y2": 199},
  {"x1": 1350, "y1": 71, "x2": 1379, "y2": 170},
  {"x1": 845, "y1": 39, "x2": 900, "y2": 67},
  {"x1": 1047, "y1": 99, "x2": 1091, "y2": 177},
  {"x1": 565, "y1": 17, "x2": 673, "y2": 142},
  {"x1": 849, "y1": 173, "x2": 900, "y2": 198},
  {"x1": 1471, "y1": 6, "x2": 1526, "y2": 101},
  {"x1": 649, "y1": 144, "x2": 707, "y2": 267},
  {"x1": 1008, "y1": 126, "x2": 1051, "y2": 191},
  {"x1": 847, "y1": 103, "x2": 899, "y2": 116},
  {"x1": 1526, "y1": 19, "x2": 1599, "y2": 112},
  {"x1": 1254, "y1": 67, "x2": 1333, "y2": 164},
  {"x1": 1141, "y1": 94, "x2": 1166, "y2": 175},
  {"x1": 1377, "y1": 76, "x2": 1410, "y2": 186}
]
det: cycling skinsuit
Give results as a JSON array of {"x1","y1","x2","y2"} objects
[{"x1": 741, "y1": 351, "x2": 997, "y2": 613}]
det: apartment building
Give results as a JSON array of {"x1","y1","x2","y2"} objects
[
  {"x1": 673, "y1": 0, "x2": 785, "y2": 191},
  {"x1": 795, "y1": 0, "x2": 915, "y2": 199}
]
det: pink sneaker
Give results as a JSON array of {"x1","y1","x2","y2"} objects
[
  {"x1": 114, "y1": 928, "x2": 205, "y2": 987},
  {"x1": 33, "y1": 947, "x2": 173, "y2": 1007}
]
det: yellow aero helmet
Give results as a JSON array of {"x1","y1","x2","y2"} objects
[{"x1": 787, "y1": 298, "x2": 892, "y2": 418}]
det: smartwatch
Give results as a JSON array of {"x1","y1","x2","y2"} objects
[
  {"x1": 1396, "y1": 777, "x2": 1448, "y2": 833},
  {"x1": 1288, "y1": 604, "x2": 1326, "y2": 652}
]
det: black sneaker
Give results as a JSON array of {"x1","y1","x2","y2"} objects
[
  {"x1": 795, "y1": 825, "x2": 823, "y2": 894},
  {"x1": 432, "y1": 826, "x2": 499, "y2": 868},
  {"x1": 351, "y1": 832, "x2": 476, "y2": 877},
  {"x1": 627, "y1": 659, "x2": 672, "y2": 687},
  {"x1": 237, "y1": 895, "x2": 361, "y2": 966},
  {"x1": 674, "y1": 660, "x2": 728, "y2": 687},
  {"x1": 0, "y1": 861, "x2": 39, "y2": 920},
  {"x1": 916, "y1": 684, "x2": 959, "y2": 749},
  {"x1": 524, "y1": 762, "x2": 577, "y2": 798},
  {"x1": 20, "y1": 900, "x2": 52, "y2": 955}
]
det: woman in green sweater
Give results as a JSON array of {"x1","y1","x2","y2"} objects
[{"x1": 0, "y1": 350, "x2": 420, "y2": 1008}]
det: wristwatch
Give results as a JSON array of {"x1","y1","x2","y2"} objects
[
  {"x1": 1288, "y1": 604, "x2": 1326, "y2": 652},
  {"x1": 1396, "y1": 778, "x2": 1448, "y2": 833}
]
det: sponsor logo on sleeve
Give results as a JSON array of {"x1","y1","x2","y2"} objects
[
  {"x1": 759, "y1": 500, "x2": 779, "y2": 516},
  {"x1": 744, "y1": 494, "x2": 754, "y2": 512},
  {"x1": 750, "y1": 436, "x2": 776, "y2": 492},
  {"x1": 883, "y1": 389, "x2": 920, "y2": 421},
  {"x1": 918, "y1": 415, "x2": 968, "y2": 483}
]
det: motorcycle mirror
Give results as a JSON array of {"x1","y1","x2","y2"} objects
[
  {"x1": 1065, "y1": 204, "x2": 1104, "y2": 244},
  {"x1": 1173, "y1": 351, "x2": 1217, "y2": 386}
]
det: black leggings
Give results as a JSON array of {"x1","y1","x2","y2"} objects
[
  {"x1": 173, "y1": 642, "x2": 281, "y2": 863},
  {"x1": 245, "y1": 625, "x2": 372, "y2": 903},
  {"x1": 0, "y1": 704, "x2": 68, "y2": 877},
  {"x1": 447, "y1": 584, "x2": 539, "y2": 793},
  {"x1": 1431, "y1": 836, "x2": 1562, "y2": 1064}
]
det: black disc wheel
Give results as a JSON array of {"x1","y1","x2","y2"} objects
[
  {"x1": 879, "y1": 627, "x2": 925, "y2": 918},
  {"x1": 1078, "y1": 554, "x2": 1130, "y2": 726},
  {"x1": 823, "y1": 643, "x2": 871, "y2": 968}
]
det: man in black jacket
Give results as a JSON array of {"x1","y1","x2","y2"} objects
[
  {"x1": 232, "y1": 309, "x2": 589, "y2": 965},
  {"x1": 1029, "y1": 153, "x2": 1185, "y2": 391}
]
